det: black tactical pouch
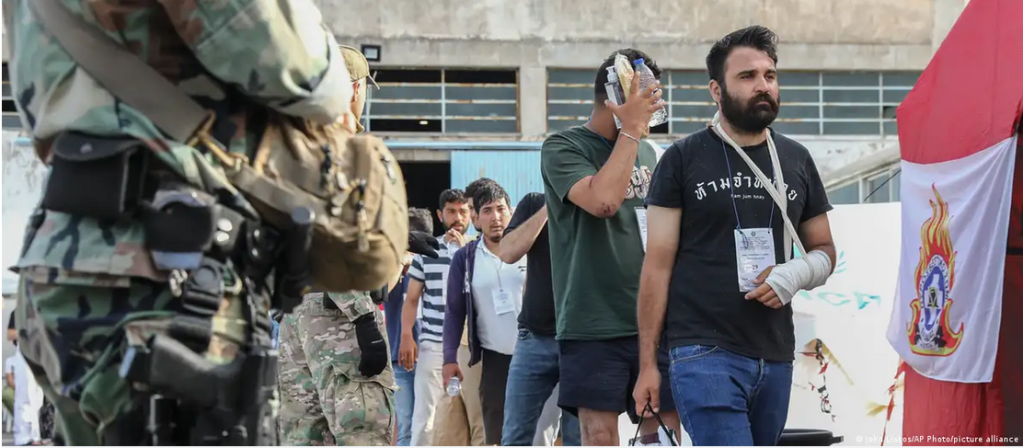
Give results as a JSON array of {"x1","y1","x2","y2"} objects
[
  {"x1": 369, "y1": 285, "x2": 389, "y2": 304},
  {"x1": 41, "y1": 131, "x2": 150, "y2": 221}
]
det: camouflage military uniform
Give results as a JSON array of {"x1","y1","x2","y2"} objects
[
  {"x1": 3, "y1": 0, "x2": 353, "y2": 445},
  {"x1": 278, "y1": 292, "x2": 396, "y2": 445}
]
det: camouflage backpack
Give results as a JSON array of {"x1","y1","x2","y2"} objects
[{"x1": 30, "y1": 0, "x2": 408, "y2": 293}]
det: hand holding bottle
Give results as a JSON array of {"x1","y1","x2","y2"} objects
[{"x1": 605, "y1": 72, "x2": 663, "y2": 137}]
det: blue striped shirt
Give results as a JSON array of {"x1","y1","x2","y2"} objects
[{"x1": 407, "y1": 243, "x2": 457, "y2": 345}]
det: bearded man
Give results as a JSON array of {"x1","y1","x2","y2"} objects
[{"x1": 634, "y1": 25, "x2": 837, "y2": 446}]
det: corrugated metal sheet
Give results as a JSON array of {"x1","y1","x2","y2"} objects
[{"x1": 450, "y1": 150, "x2": 543, "y2": 209}]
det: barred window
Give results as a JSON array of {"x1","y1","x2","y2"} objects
[
  {"x1": 667, "y1": 70, "x2": 918, "y2": 136},
  {"x1": 547, "y1": 69, "x2": 920, "y2": 137},
  {"x1": 2, "y1": 63, "x2": 21, "y2": 129},
  {"x1": 545, "y1": 69, "x2": 669, "y2": 134},
  {"x1": 362, "y1": 68, "x2": 519, "y2": 134}
]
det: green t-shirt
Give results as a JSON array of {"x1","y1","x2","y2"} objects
[{"x1": 540, "y1": 125, "x2": 658, "y2": 341}]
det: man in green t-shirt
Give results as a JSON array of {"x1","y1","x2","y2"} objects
[{"x1": 540, "y1": 49, "x2": 681, "y2": 445}]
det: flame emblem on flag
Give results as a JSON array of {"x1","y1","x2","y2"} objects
[{"x1": 906, "y1": 184, "x2": 964, "y2": 356}]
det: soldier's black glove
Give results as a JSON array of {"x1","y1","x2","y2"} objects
[
  {"x1": 354, "y1": 314, "x2": 388, "y2": 377},
  {"x1": 409, "y1": 231, "x2": 442, "y2": 259}
]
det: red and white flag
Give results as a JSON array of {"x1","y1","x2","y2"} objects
[
  {"x1": 888, "y1": 136, "x2": 1015, "y2": 383},
  {"x1": 886, "y1": 0, "x2": 1023, "y2": 384}
]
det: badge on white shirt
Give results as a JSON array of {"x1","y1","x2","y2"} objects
[
  {"x1": 734, "y1": 228, "x2": 776, "y2": 292},
  {"x1": 636, "y1": 207, "x2": 648, "y2": 252},
  {"x1": 492, "y1": 289, "x2": 516, "y2": 315}
]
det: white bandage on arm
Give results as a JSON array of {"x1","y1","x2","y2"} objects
[{"x1": 763, "y1": 250, "x2": 833, "y2": 305}]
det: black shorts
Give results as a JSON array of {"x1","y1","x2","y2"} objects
[{"x1": 558, "y1": 336, "x2": 674, "y2": 424}]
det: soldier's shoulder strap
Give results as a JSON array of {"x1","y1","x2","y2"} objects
[{"x1": 29, "y1": 0, "x2": 209, "y2": 143}]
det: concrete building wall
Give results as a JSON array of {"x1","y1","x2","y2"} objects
[
  {"x1": 325, "y1": 0, "x2": 939, "y2": 70},
  {"x1": 0, "y1": 0, "x2": 969, "y2": 67},
  {"x1": 325, "y1": 0, "x2": 966, "y2": 139},
  {"x1": 1, "y1": 0, "x2": 971, "y2": 250}
]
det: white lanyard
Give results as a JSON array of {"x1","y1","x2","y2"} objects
[
  {"x1": 480, "y1": 244, "x2": 506, "y2": 291},
  {"x1": 709, "y1": 113, "x2": 805, "y2": 261},
  {"x1": 486, "y1": 251, "x2": 505, "y2": 291}
]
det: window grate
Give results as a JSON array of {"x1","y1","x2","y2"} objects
[
  {"x1": 362, "y1": 68, "x2": 520, "y2": 134},
  {"x1": 2, "y1": 62, "x2": 20, "y2": 130},
  {"x1": 546, "y1": 69, "x2": 920, "y2": 136}
]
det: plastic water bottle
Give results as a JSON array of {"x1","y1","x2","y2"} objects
[
  {"x1": 446, "y1": 377, "x2": 461, "y2": 397},
  {"x1": 633, "y1": 58, "x2": 668, "y2": 128},
  {"x1": 604, "y1": 66, "x2": 624, "y2": 129}
]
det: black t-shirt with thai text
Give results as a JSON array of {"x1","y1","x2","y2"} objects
[{"x1": 647, "y1": 127, "x2": 832, "y2": 362}]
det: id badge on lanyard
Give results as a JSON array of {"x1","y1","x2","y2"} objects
[
  {"x1": 492, "y1": 289, "x2": 516, "y2": 315},
  {"x1": 485, "y1": 250, "x2": 517, "y2": 315},
  {"x1": 735, "y1": 228, "x2": 776, "y2": 292},
  {"x1": 720, "y1": 139, "x2": 779, "y2": 292}
]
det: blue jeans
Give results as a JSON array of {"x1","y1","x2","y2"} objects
[
  {"x1": 394, "y1": 362, "x2": 416, "y2": 446},
  {"x1": 668, "y1": 345, "x2": 793, "y2": 446},
  {"x1": 502, "y1": 330, "x2": 582, "y2": 446}
]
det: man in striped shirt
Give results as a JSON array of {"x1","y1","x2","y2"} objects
[{"x1": 399, "y1": 189, "x2": 471, "y2": 446}]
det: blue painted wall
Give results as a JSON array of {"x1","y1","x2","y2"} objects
[
  {"x1": 450, "y1": 150, "x2": 544, "y2": 208},
  {"x1": 450, "y1": 150, "x2": 545, "y2": 239}
]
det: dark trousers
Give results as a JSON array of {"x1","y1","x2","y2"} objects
[{"x1": 479, "y1": 348, "x2": 512, "y2": 445}]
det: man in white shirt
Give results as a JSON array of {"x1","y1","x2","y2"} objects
[
  {"x1": 8, "y1": 337, "x2": 44, "y2": 446},
  {"x1": 443, "y1": 182, "x2": 527, "y2": 445}
]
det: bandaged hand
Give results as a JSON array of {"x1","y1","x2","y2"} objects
[{"x1": 746, "y1": 250, "x2": 833, "y2": 308}]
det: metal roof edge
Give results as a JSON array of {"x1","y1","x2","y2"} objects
[{"x1": 383, "y1": 140, "x2": 542, "y2": 150}]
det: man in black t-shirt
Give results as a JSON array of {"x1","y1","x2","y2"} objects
[
  {"x1": 498, "y1": 192, "x2": 581, "y2": 446},
  {"x1": 634, "y1": 26, "x2": 837, "y2": 446}
]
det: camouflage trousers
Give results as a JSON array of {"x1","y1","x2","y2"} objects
[
  {"x1": 15, "y1": 266, "x2": 259, "y2": 445},
  {"x1": 277, "y1": 294, "x2": 396, "y2": 446}
]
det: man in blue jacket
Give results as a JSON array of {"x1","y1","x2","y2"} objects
[{"x1": 442, "y1": 182, "x2": 527, "y2": 446}]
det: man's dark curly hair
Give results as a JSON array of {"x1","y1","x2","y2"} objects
[
  {"x1": 438, "y1": 189, "x2": 467, "y2": 211},
  {"x1": 408, "y1": 208, "x2": 433, "y2": 234},
  {"x1": 472, "y1": 182, "x2": 511, "y2": 214},
  {"x1": 706, "y1": 25, "x2": 779, "y2": 85},
  {"x1": 465, "y1": 178, "x2": 498, "y2": 201}
]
